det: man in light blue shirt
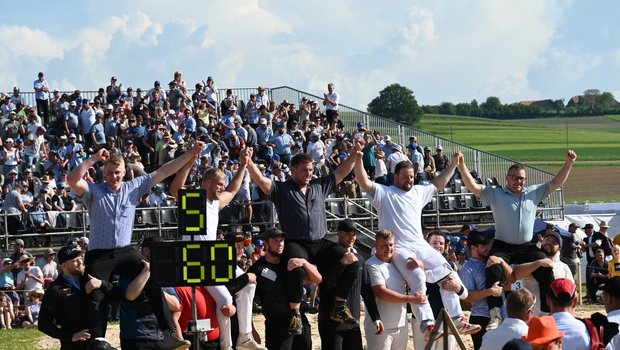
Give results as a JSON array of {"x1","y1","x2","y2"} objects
[
  {"x1": 66, "y1": 143, "x2": 203, "y2": 349},
  {"x1": 268, "y1": 123, "x2": 294, "y2": 166},
  {"x1": 458, "y1": 150, "x2": 577, "y2": 323}
]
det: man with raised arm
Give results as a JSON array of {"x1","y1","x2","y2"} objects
[
  {"x1": 457, "y1": 150, "x2": 577, "y2": 329},
  {"x1": 245, "y1": 148, "x2": 360, "y2": 336},
  {"x1": 66, "y1": 143, "x2": 203, "y2": 349},
  {"x1": 352, "y1": 139, "x2": 481, "y2": 339},
  {"x1": 170, "y1": 147, "x2": 267, "y2": 350}
]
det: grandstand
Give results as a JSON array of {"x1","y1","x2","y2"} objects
[{"x1": 1, "y1": 86, "x2": 565, "y2": 252}]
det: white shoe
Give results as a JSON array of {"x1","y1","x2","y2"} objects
[
  {"x1": 236, "y1": 333, "x2": 267, "y2": 350},
  {"x1": 486, "y1": 307, "x2": 503, "y2": 331},
  {"x1": 453, "y1": 315, "x2": 482, "y2": 335}
]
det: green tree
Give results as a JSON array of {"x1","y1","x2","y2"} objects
[
  {"x1": 439, "y1": 102, "x2": 456, "y2": 115},
  {"x1": 480, "y1": 96, "x2": 502, "y2": 117},
  {"x1": 597, "y1": 92, "x2": 617, "y2": 108},
  {"x1": 367, "y1": 84, "x2": 423, "y2": 126}
]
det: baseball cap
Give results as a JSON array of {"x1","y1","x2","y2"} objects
[
  {"x1": 549, "y1": 278, "x2": 576, "y2": 301},
  {"x1": 2, "y1": 258, "x2": 12, "y2": 266},
  {"x1": 467, "y1": 231, "x2": 493, "y2": 246},
  {"x1": 271, "y1": 154, "x2": 281, "y2": 162},
  {"x1": 568, "y1": 223, "x2": 578, "y2": 228},
  {"x1": 337, "y1": 219, "x2": 357, "y2": 232},
  {"x1": 14, "y1": 239, "x2": 24, "y2": 246},
  {"x1": 259, "y1": 118, "x2": 267, "y2": 125},
  {"x1": 543, "y1": 230, "x2": 563, "y2": 248},
  {"x1": 78, "y1": 237, "x2": 89, "y2": 244},
  {"x1": 263, "y1": 227, "x2": 287, "y2": 239},
  {"x1": 356, "y1": 121, "x2": 365, "y2": 127},
  {"x1": 58, "y1": 246, "x2": 83, "y2": 264},
  {"x1": 392, "y1": 144, "x2": 402, "y2": 152},
  {"x1": 229, "y1": 105, "x2": 237, "y2": 111}
]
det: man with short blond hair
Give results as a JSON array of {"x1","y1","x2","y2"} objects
[{"x1": 480, "y1": 288, "x2": 534, "y2": 350}]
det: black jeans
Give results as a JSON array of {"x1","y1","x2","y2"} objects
[
  {"x1": 265, "y1": 314, "x2": 311, "y2": 350},
  {"x1": 468, "y1": 315, "x2": 489, "y2": 350},
  {"x1": 284, "y1": 239, "x2": 359, "y2": 304},
  {"x1": 36, "y1": 98, "x2": 50, "y2": 125},
  {"x1": 84, "y1": 246, "x2": 174, "y2": 338},
  {"x1": 318, "y1": 313, "x2": 363, "y2": 350},
  {"x1": 486, "y1": 240, "x2": 554, "y2": 312}
]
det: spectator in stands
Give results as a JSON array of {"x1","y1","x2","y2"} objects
[
  {"x1": 609, "y1": 245, "x2": 620, "y2": 278},
  {"x1": 433, "y1": 146, "x2": 449, "y2": 172},
  {"x1": 23, "y1": 125, "x2": 47, "y2": 169},
  {"x1": 225, "y1": 130, "x2": 246, "y2": 161},
  {"x1": 66, "y1": 133, "x2": 84, "y2": 170},
  {"x1": 105, "y1": 76, "x2": 122, "y2": 104},
  {"x1": 385, "y1": 144, "x2": 409, "y2": 184},
  {"x1": 16, "y1": 254, "x2": 44, "y2": 302},
  {"x1": 0, "y1": 258, "x2": 19, "y2": 310},
  {"x1": 268, "y1": 123, "x2": 294, "y2": 166},
  {"x1": 457, "y1": 150, "x2": 577, "y2": 325},
  {"x1": 353, "y1": 143, "x2": 481, "y2": 339},
  {"x1": 459, "y1": 231, "x2": 511, "y2": 349},
  {"x1": 408, "y1": 143, "x2": 424, "y2": 184},
  {"x1": 20, "y1": 288, "x2": 44, "y2": 328},
  {"x1": 373, "y1": 149, "x2": 388, "y2": 185},
  {"x1": 587, "y1": 248, "x2": 609, "y2": 303},
  {"x1": 0, "y1": 290, "x2": 15, "y2": 330},
  {"x1": 255, "y1": 86, "x2": 269, "y2": 108},
  {"x1": 545, "y1": 278, "x2": 590, "y2": 350},
  {"x1": 319, "y1": 219, "x2": 380, "y2": 350},
  {"x1": 33, "y1": 72, "x2": 50, "y2": 124},
  {"x1": 596, "y1": 220, "x2": 613, "y2": 258},
  {"x1": 66, "y1": 145, "x2": 202, "y2": 347},
  {"x1": 423, "y1": 146, "x2": 436, "y2": 178},
  {"x1": 149, "y1": 183, "x2": 174, "y2": 207},
  {"x1": 512, "y1": 230, "x2": 573, "y2": 316},
  {"x1": 3, "y1": 182, "x2": 28, "y2": 236},
  {"x1": 480, "y1": 288, "x2": 534, "y2": 350},
  {"x1": 365, "y1": 229, "x2": 426, "y2": 349},
  {"x1": 582, "y1": 223, "x2": 600, "y2": 265},
  {"x1": 323, "y1": 83, "x2": 339, "y2": 131},
  {"x1": 42, "y1": 249, "x2": 58, "y2": 288},
  {"x1": 2, "y1": 138, "x2": 20, "y2": 179},
  {"x1": 3, "y1": 111, "x2": 22, "y2": 141}
]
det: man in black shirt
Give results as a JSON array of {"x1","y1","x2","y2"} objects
[
  {"x1": 246, "y1": 150, "x2": 359, "y2": 335},
  {"x1": 318, "y1": 219, "x2": 381, "y2": 350},
  {"x1": 248, "y1": 228, "x2": 321, "y2": 350},
  {"x1": 38, "y1": 246, "x2": 116, "y2": 350}
]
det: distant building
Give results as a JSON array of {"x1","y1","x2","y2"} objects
[{"x1": 519, "y1": 99, "x2": 556, "y2": 109}]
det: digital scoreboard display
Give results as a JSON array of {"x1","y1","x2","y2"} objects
[{"x1": 149, "y1": 189, "x2": 236, "y2": 287}]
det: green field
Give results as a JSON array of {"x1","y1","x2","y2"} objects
[{"x1": 419, "y1": 114, "x2": 620, "y2": 164}]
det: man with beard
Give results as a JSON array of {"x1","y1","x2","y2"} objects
[
  {"x1": 457, "y1": 150, "x2": 576, "y2": 327},
  {"x1": 513, "y1": 230, "x2": 573, "y2": 317},
  {"x1": 248, "y1": 227, "x2": 321, "y2": 350},
  {"x1": 246, "y1": 149, "x2": 360, "y2": 336},
  {"x1": 353, "y1": 140, "x2": 481, "y2": 339}
]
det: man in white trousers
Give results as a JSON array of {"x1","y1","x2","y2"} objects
[
  {"x1": 171, "y1": 147, "x2": 265, "y2": 350},
  {"x1": 353, "y1": 140, "x2": 481, "y2": 339}
]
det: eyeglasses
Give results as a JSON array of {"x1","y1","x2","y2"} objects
[
  {"x1": 509, "y1": 174, "x2": 527, "y2": 181},
  {"x1": 31, "y1": 294, "x2": 41, "y2": 298}
]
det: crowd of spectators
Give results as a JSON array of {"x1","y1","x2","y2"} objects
[{"x1": 0, "y1": 71, "x2": 465, "y2": 241}]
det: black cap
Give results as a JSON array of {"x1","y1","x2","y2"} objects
[
  {"x1": 583, "y1": 223, "x2": 594, "y2": 229},
  {"x1": 337, "y1": 219, "x2": 357, "y2": 232},
  {"x1": 467, "y1": 231, "x2": 493, "y2": 246},
  {"x1": 603, "y1": 276, "x2": 620, "y2": 298},
  {"x1": 58, "y1": 246, "x2": 83, "y2": 263},
  {"x1": 140, "y1": 235, "x2": 164, "y2": 247},
  {"x1": 263, "y1": 227, "x2": 287, "y2": 239}
]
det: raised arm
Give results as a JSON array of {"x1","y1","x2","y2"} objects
[
  {"x1": 352, "y1": 139, "x2": 373, "y2": 193},
  {"x1": 169, "y1": 155, "x2": 197, "y2": 200},
  {"x1": 549, "y1": 150, "x2": 577, "y2": 192},
  {"x1": 245, "y1": 148, "x2": 272, "y2": 196},
  {"x1": 66, "y1": 148, "x2": 108, "y2": 197},
  {"x1": 150, "y1": 142, "x2": 203, "y2": 187},
  {"x1": 125, "y1": 260, "x2": 150, "y2": 301},
  {"x1": 218, "y1": 150, "x2": 248, "y2": 208},
  {"x1": 333, "y1": 146, "x2": 357, "y2": 185},
  {"x1": 432, "y1": 151, "x2": 460, "y2": 190},
  {"x1": 456, "y1": 152, "x2": 484, "y2": 198}
]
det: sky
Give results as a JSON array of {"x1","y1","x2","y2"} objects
[{"x1": 1, "y1": 0, "x2": 619, "y2": 109}]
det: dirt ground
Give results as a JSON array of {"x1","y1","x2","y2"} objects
[
  {"x1": 38, "y1": 302, "x2": 607, "y2": 350},
  {"x1": 558, "y1": 166, "x2": 620, "y2": 202}
]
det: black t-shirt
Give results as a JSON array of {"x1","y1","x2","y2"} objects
[{"x1": 248, "y1": 257, "x2": 289, "y2": 319}]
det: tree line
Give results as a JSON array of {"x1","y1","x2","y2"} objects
[{"x1": 367, "y1": 84, "x2": 620, "y2": 127}]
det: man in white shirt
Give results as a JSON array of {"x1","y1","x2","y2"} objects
[
  {"x1": 323, "y1": 83, "x2": 339, "y2": 130},
  {"x1": 386, "y1": 144, "x2": 409, "y2": 184},
  {"x1": 480, "y1": 288, "x2": 534, "y2": 350},
  {"x1": 365, "y1": 229, "x2": 427, "y2": 350},
  {"x1": 306, "y1": 132, "x2": 326, "y2": 176},
  {"x1": 547, "y1": 278, "x2": 590, "y2": 350},
  {"x1": 513, "y1": 230, "x2": 574, "y2": 316}
]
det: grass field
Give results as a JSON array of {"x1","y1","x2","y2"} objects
[
  {"x1": 420, "y1": 114, "x2": 620, "y2": 162},
  {"x1": 419, "y1": 114, "x2": 620, "y2": 202}
]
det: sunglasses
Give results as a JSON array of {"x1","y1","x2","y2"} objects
[{"x1": 509, "y1": 174, "x2": 527, "y2": 181}]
